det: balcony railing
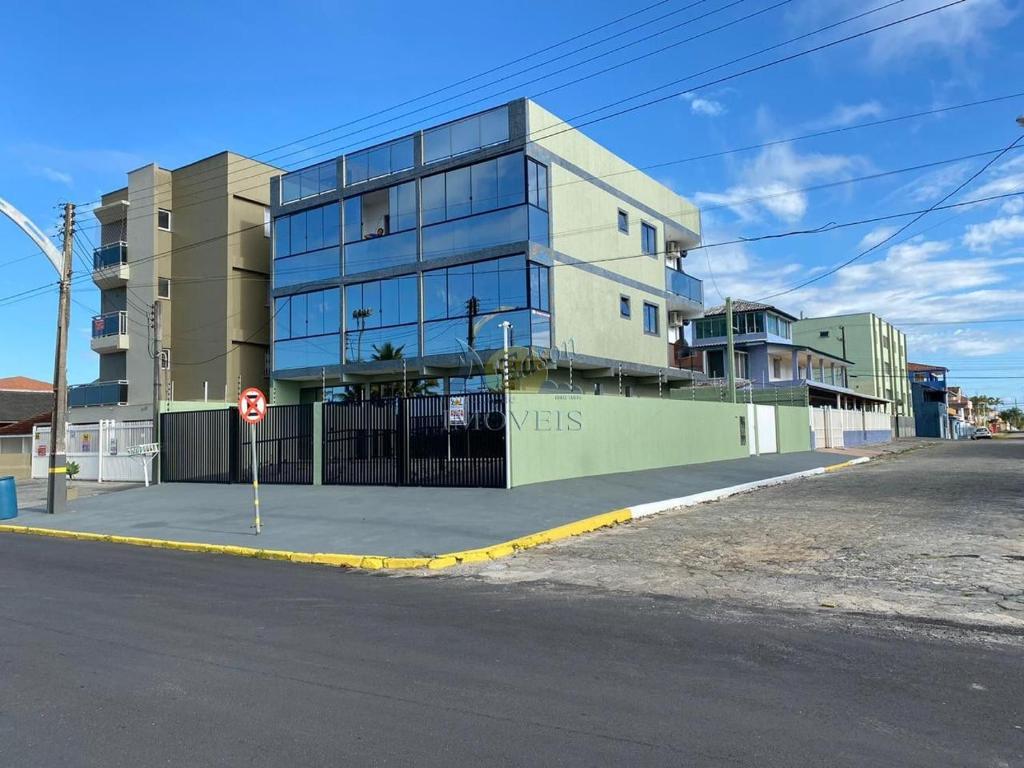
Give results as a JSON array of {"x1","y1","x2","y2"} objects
[
  {"x1": 666, "y1": 267, "x2": 703, "y2": 304},
  {"x1": 92, "y1": 310, "x2": 127, "y2": 338},
  {"x1": 93, "y1": 242, "x2": 127, "y2": 269},
  {"x1": 68, "y1": 380, "x2": 128, "y2": 408}
]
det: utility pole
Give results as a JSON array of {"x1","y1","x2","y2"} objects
[
  {"x1": 46, "y1": 203, "x2": 74, "y2": 514},
  {"x1": 725, "y1": 296, "x2": 737, "y2": 403},
  {"x1": 151, "y1": 300, "x2": 163, "y2": 485}
]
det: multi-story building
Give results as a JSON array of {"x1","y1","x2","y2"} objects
[
  {"x1": 268, "y1": 99, "x2": 704, "y2": 402},
  {"x1": 689, "y1": 300, "x2": 887, "y2": 409},
  {"x1": 907, "y1": 362, "x2": 949, "y2": 438},
  {"x1": 793, "y1": 312, "x2": 914, "y2": 431},
  {"x1": 72, "y1": 152, "x2": 280, "y2": 418}
]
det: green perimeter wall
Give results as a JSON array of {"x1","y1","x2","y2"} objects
[
  {"x1": 776, "y1": 404, "x2": 813, "y2": 454},
  {"x1": 509, "y1": 393, "x2": 748, "y2": 486},
  {"x1": 508, "y1": 394, "x2": 814, "y2": 486}
]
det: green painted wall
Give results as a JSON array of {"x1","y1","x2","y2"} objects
[
  {"x1": 508, "y1": 393, "x2": 749, "y2": 486},
  {"x1": 270, "y1": 379, "x2": 302, "y2": 405},
  {"x1": 775, "y1": 405, "x2": 813, "y2": 453},
  {"x1": 159, "y1": 400, "x2": 231, "y2": 413}
]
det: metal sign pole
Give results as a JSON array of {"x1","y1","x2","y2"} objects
[{"x1": 251, "y1": 421, "x2": 261, "y2": 535}]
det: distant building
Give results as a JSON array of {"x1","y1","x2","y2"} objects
[
  {"x1": 907, "y1": 362, "x2": 948, "y2": 438},
  {"x1": 0, "y1": 376, "x2": 53, "y2": 427},
  {"x1": 689, "y1": 300, "x2": 887, "y2": 410},
  {"x1": 73, "y1": 152, "x2": 281, "y2": 420},
  {"x1": 793, "y1": 312, "x2": 914, "y2": 434}
]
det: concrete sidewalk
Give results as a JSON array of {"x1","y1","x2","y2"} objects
[{"x1": 8, "y1": 450, "x2": 856, "y2": 559}]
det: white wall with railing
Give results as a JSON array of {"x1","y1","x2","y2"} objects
[{"x1": 32, "y1": 420, "x2": 154, "y2": 482}]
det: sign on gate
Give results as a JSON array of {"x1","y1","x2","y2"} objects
[{"x1": 448, "y1": 395, "x2": 466, "y2": 426}]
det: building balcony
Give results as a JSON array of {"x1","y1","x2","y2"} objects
[
  {"x1": 92, "y1": 242, "x2": 128, "y2": 289},
  {"x1": 665, "y1": 267, "x2": 703, "y2": 318},
  {"x1": 68, "y1": 380, "x2": 129, "y2": 408},
  {"x1": 90, "y1": 311, "x2": 129, "y2": 353}
]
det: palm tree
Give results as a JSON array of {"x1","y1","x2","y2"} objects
[
  {"x1": 370, "y1": 341, "x2": 436, "y2": 396},
  {"x1": 351, "y1": 307, "x2": 373, "y2": 362}
]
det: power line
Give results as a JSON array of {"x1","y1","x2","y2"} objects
[
  {"x1": 759, "y1": 132, "x2": 1024, "y2": 301},
  {"x1": 73, "y1": 0, "x2": 921, "y2": 233}
]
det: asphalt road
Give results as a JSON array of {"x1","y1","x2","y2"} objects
[{"x1": 1, "y1": 535, "x2": 1022, "y2": 767}]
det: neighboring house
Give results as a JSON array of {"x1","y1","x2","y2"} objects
[
  {"x1": 947, "y1": 385, "x2": 974, "y2": 437},
  {"x1": 0, "y1": 376, "x2": 53, "y2": 427},
  {"x1": 689, "y1": 300, "x2": 887, "y2": 410},
  {"x1": 0, "y1": 410, "x2": 49, "y2": 479},
  {"x1": 793, "y1": 312, "x2": 914, "y2": 433},
  {"x1": 268, "y1": 98, "x2": 704, "y2": 401},
  {"x1": 72, "y1": 151, "x2": 282, "y2": 421},
  {"x1": 907, "y1": 362, "x2": 949, "y2": 438}
]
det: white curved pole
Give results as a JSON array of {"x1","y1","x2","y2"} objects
[{"x1": 0, "y1": 196, "x2": 65, "y2": 275}]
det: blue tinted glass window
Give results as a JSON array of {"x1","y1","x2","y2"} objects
[
  {"x1": 320, "y1": 162, "x2": 337, "y2": 193},
  {"x1": 323, "y1": 203, "x2": 339, "y2": 246},
  {"x1": 305, "y1": 206, "x2": 323, "y2": 251},
  {"x1": 344, "y1": 229, "x2": 417, "y2": 275},
  {"x1": 496, "y1": 154, "x2": 525, "y2": 208},
  {"x1": 422, "y1": 206, "x2": 528, "y2": 261},
  {"x1": 480, "y1": 106, "x2": 509, "y2": 146},
  {"x1": 289, "y1": 210, "x2": 307, "y2": 254},
  {"x1": 499, "y1": 256, "x2": 527, "y2": 310},
  {"x1": 471, "y1": 159, "x2": 498, "y2": 214},
  {"x1": 423, "y1": 268, "x2": 447, "y2": 321},
  {"x1": 423, "y1": 126, "x2": 451, "y2": 164},
  {"x1": 290, "y1": 293, "x2": 308, "y2": 336},
  {"x1": 451, "y1": 118, "x2": 478, "y2": 157},
  {"x1": 368, "y1": 146, "x2": 390, "y2": 180},
  {"x1": 275, "y1": 297, "x2": 291, "y2": 340},
  {"x1": 529, "y1": 206, "x2": 549, "y2": 247},
  {"x1": 300, "y1": 167, "x2": 319, "y2": 199},
  {"x1": 345, "y1": 152, "x2": 368, "y2": 186},
  {"x1": 643, "y1": 302, "x2": 659, "y2": 335},
  {"x1": 274, "y1": 249, "x2": 339, "y2": 289},
  {"x1": 422, "y1": 173, "x2": 445, "y2": 226},
  {"x1": 447, "y1": 264, "x2": 473, "y2": 317},
  {"x1": 390, "y1": 181, "x2": 417, "y2": 232},
  {"x1": 529, "y1": 262, "x2": 549, "y2": 312},
  {"x1": 527, "y1": 159, "x2": 548, "y2": 210},
  {"x1": 472, "y1": 257, "x2": 500, "y2": 314},
  {"x1": 275, "y1": 336, "x2": 339, "y2": 370},
  {"x1": 281, "y1": 174, "x2": 301, "y2": 204},
  {"x1": 274, "y1": 217, "x2": 290, "y2": 258},
  {"x1": 391, "y1": 138, "x2": 414, "y2": 172},
  {"x1": 446, "y1": 167, "x2": 471, "y2": 220},
  {"x1": 343, "y1": 197, "x2": 361, "y2": 244}
]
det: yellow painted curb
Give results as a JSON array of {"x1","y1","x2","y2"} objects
[
  {"x1": 0, "y1": 507, "x2": 633, "y2": 572},
  {"x1": 823, "y1": 458, "x2": 868, "y2": 473}
]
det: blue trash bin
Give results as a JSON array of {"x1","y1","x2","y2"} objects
[{"x1": 0, "y1": 476, "x2": 17, "y2": 520}]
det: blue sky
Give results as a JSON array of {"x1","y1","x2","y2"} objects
[{"x1": 1, "y1": 0, "x2": 1022, "y2": 404}]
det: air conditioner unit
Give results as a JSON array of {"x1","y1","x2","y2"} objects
[
  {"x1": 666, "y1": 240, "x2": 680, "y2": 253},
  {"x1": 668, "y1": 310, "x2": 686, "y2": 328}
]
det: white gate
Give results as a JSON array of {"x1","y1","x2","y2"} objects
[
  {"x1": 812, "y1": 407, "x2": 845, "y2": 449},
  {"x1": 746, "y1": 404, "x2": 779, "y2": 455},
  {"x1": 32, "y1": 420, "x2": 154, "y2": 482}
]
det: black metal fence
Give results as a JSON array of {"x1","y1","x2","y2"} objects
[
  {"x1": 323, "y1": 392, "x2": 506, "y2": 488},
  {"x1": 161, "y1": 405, "x2": 314, "y2": 484}
]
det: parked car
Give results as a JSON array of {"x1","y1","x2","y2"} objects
[{"x1": 972, "y1": 427, "x2": 993, "y2": 440}]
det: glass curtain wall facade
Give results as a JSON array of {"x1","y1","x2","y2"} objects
[{"x1": 271, "y1": 105, "x2": 553, "y2": 378}]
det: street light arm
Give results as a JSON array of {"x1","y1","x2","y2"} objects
[{"x1": 0, "y1": 196, "x2": 65, "y2": 275}]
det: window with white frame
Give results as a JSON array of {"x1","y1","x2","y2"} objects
[
  {"x1": 158, "y1": 277, "x2": 171, "y2": 299},
  {"x1": 157, "y1": 208, "x2": 172, "y2": 231},
  {"x1": 159, "y1": 348, "x2": 171, "y2": 370}
]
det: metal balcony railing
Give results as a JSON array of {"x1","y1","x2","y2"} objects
[
  {"x1": 93, "y1": 242, "x2": 127, "y2": 270},
  {"x1": 91, "y1": 310, "x2": 127, "y2": 338},
  {"x1": 665, "y1": 267, "x2": 703, "y2": 304},
  {"x1": 68, "y1": 380, "x2": 129, "y2": 407}
]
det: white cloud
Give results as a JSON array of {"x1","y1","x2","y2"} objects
[
  {"x1": 695, "y1": 143, "x2": 858, "y2": 223},
  {"x1": 908, "y1": 329, "x2": 1014, "y2": 358},
  {"x1": 38, "y1": 167, "x2": 73, "y2": 186},
  {"x1": 809, "y1": 101, "x2": 884, "y2": 129},
  {"x1": 680, "y1": 92, "x2": 725, "y2": 117},
  {"x1": 1001, "y1": 198, "x2": 1024, "y2": 215},
  {"x1": 962, "y1": 215, "x2": 1024, "y2": 252},
  {"x1": 857, "y1": 225, "x2": 898, "y2": 250},
  {"x1": 791, "y1": 0, "x2": 1016, "y2": 65}
]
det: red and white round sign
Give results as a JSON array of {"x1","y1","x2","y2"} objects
[{"x1": 238, "y1": 387, "x2": 267, "y2": 425}]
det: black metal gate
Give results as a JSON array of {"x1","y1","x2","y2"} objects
[
  {"x1": 161, "y1": 408, "x2": 236, "y2": 483},
  {"x1": 323, "y1": 393, "x2": 506, "y2": 488},
  {"x1": 161, "y1": 405, "x2": 314, "y2": 484}
]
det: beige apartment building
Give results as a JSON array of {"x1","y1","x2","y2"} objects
[{"x1": 71, "y1": 152, "x2": 280, "y2": 419}]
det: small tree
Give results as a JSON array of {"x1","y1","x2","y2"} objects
[
  {"x1": 1000, "y1": 406, "x2": 1024, "y2": 430},
  {"x1": 66, "y1": 460, "x2": 80, "y2": 481}
]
